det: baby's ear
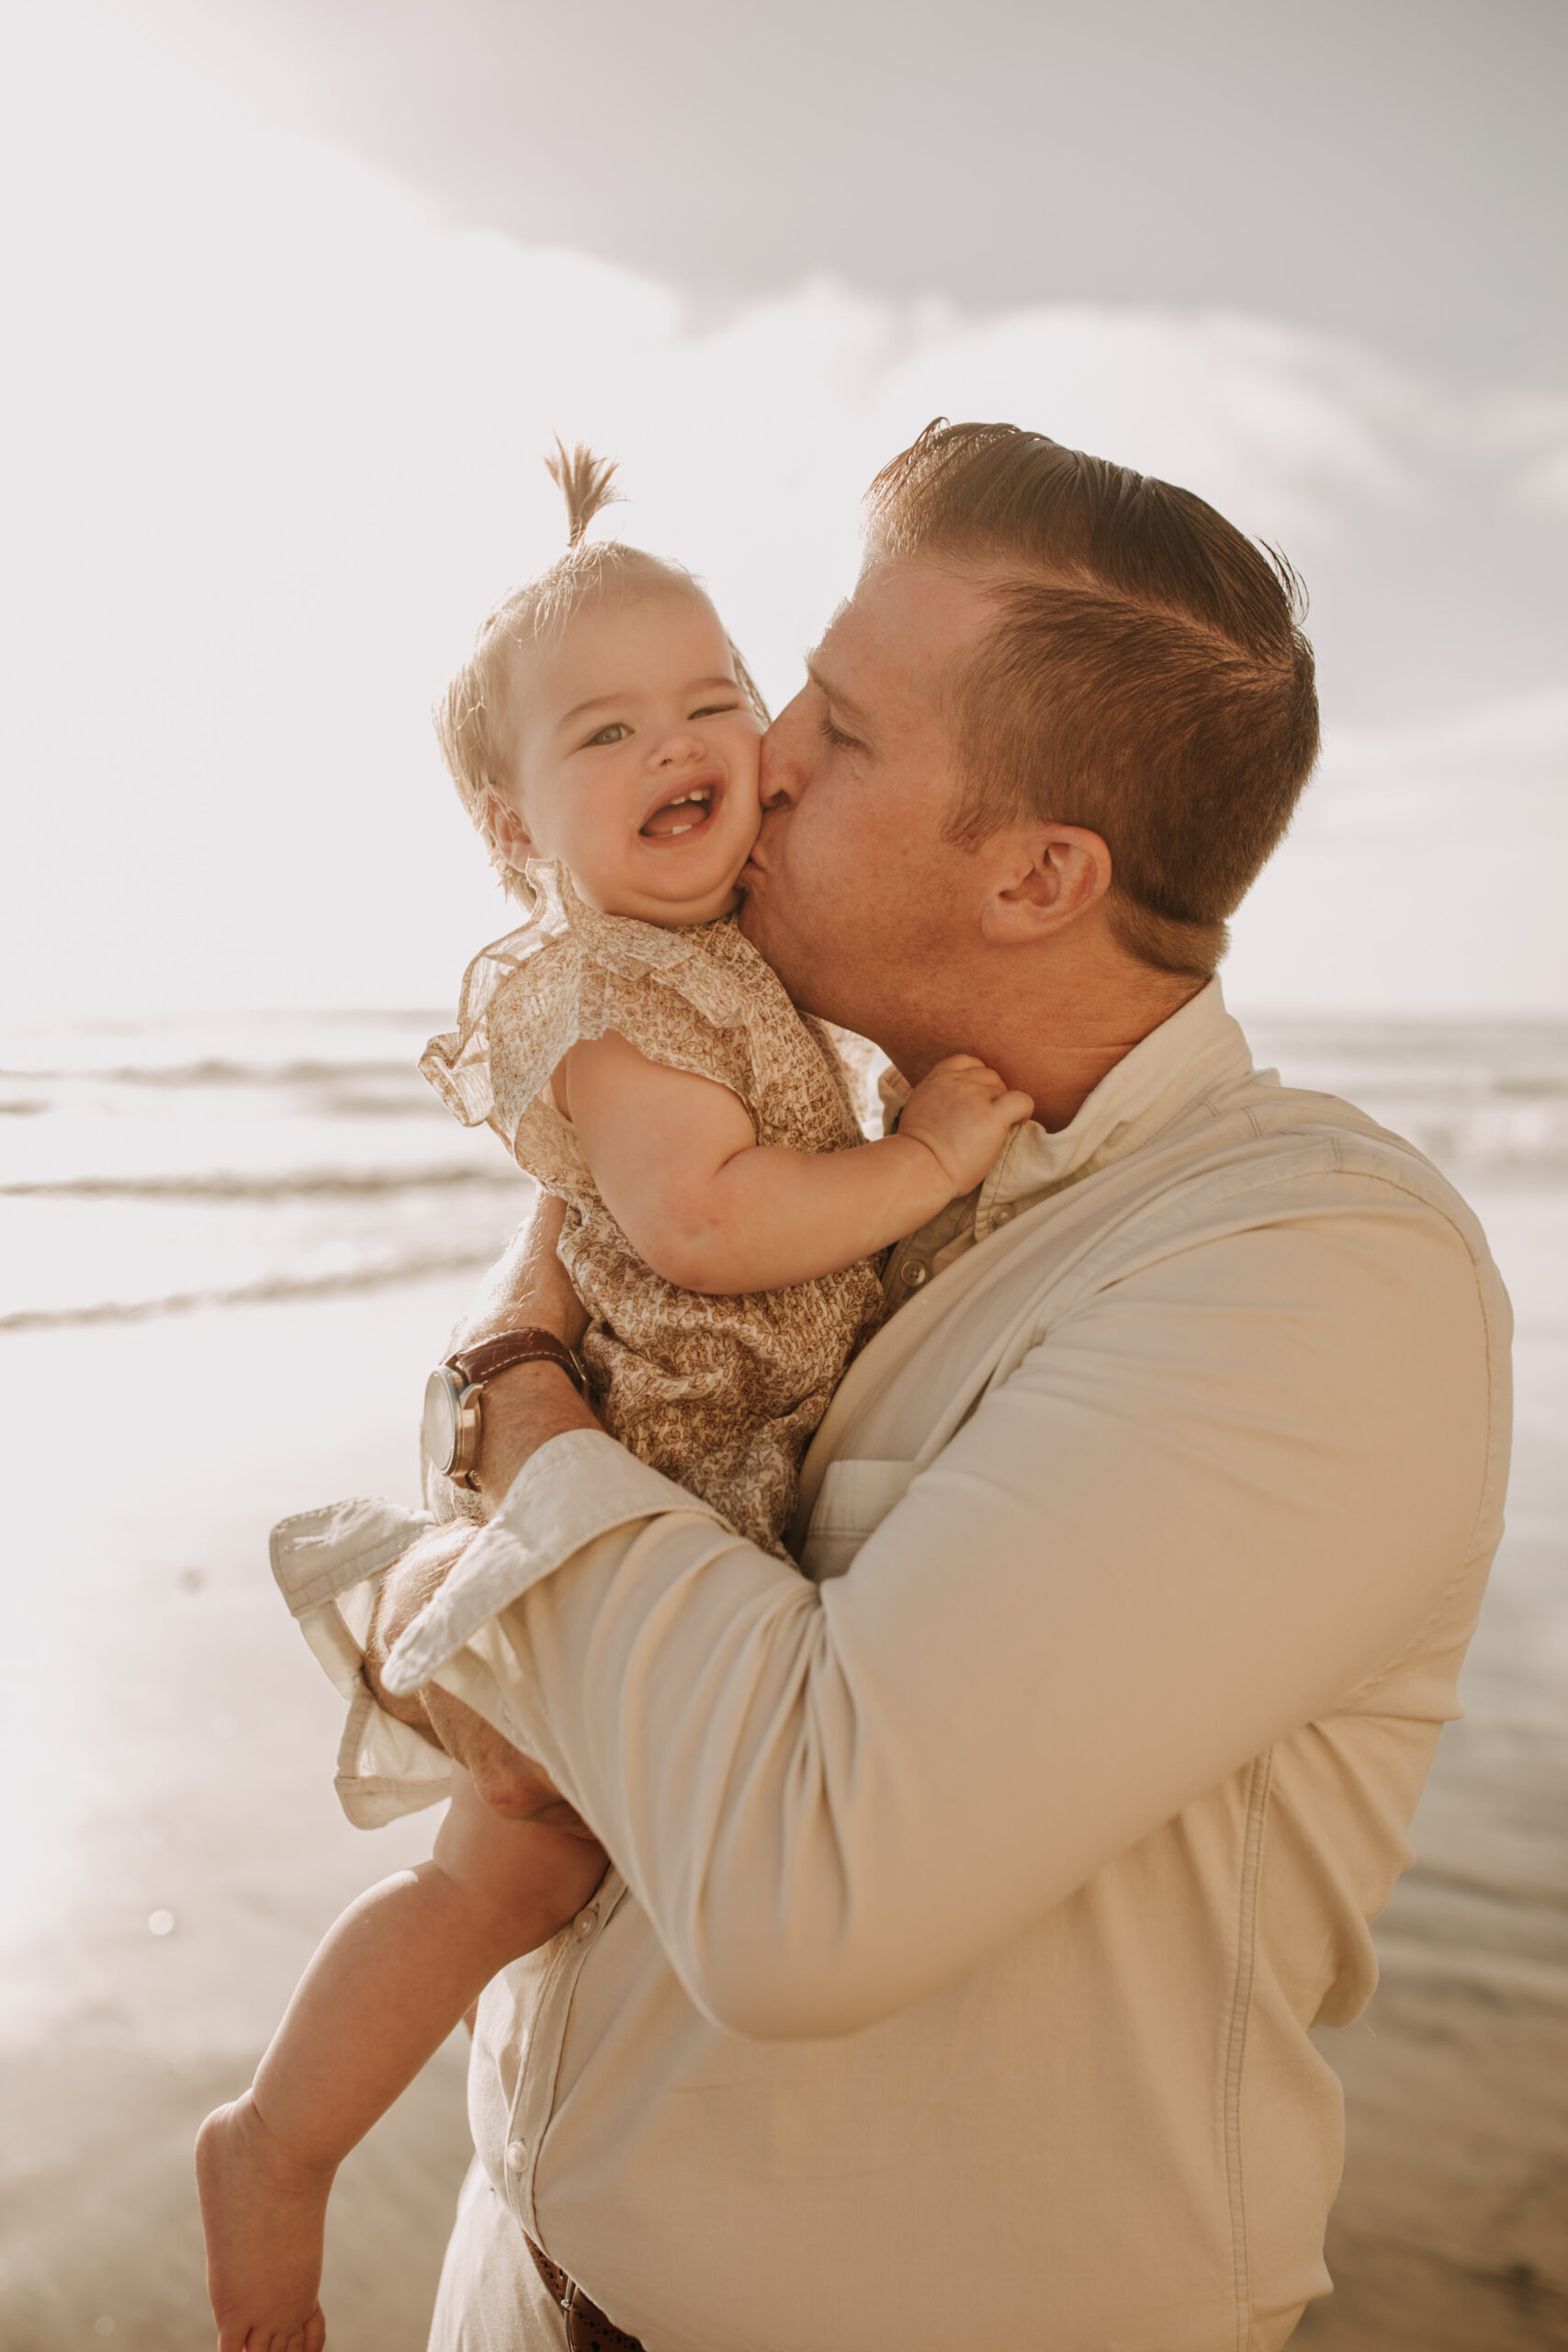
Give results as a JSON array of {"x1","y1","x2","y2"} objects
[{"x1": 482, "y1": 788, "x2": 534, "y2": 872}]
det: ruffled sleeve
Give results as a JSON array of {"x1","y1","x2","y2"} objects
[
  {"x1": 419, "y1": 865, "x2": 578, "y2": 1146},
  {"x1": 418, "y1": 865, "x2": 829, "y2": 1181}
]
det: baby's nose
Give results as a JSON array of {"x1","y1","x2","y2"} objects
[{"x1": 651, "y1": 727, "x2": 705, "y2": 766}]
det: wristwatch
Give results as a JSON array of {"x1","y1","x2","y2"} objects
[{"x1": 423, "y1": 1329, "x2": 587, "y2": 1491}]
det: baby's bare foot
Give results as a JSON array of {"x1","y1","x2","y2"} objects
[{"x1": 195, "y1": 2092, "x2": 333, "y2": 2352}]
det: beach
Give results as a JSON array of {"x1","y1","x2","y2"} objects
[
  {"x1": 1, "y1": 1015, "x2": 1564, "y2": 2347},
  {"x1": 0, "y1": 1278, "x2": 479, "y2": 2346}
]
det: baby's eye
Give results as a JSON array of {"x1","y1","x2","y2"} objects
[
  {"x1": 690, "y1": 699, "x2": 742, "y2": 720},
  {"x1": 584, "y1": 721, "x2": 631, "y2": 747}
]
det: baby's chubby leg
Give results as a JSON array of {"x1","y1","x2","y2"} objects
[{"x1": 196, "y1": 1774, "x2": 607, "y2": 2352}]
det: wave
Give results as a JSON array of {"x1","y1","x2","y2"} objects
[
  {"x1": 1, "y1": 1167, "x2": 516, "y2": 1203},
  {"x1": 0, "y1": 1247, "x2": 501, "y2": 1333},
  {"x1": 0, "y1": 1056, "x2": 428, "y2": 1089}
]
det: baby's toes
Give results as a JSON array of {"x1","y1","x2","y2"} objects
[{"x1": 276, "y1": 2303, "x2": 325, "y2": 2352}]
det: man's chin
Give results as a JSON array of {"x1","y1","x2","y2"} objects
[
  {"x1": 738, "y1": 884, "x2": 811, "y2": 1002},
  {"x1": 738, "y1": 874, "x2": 850, "y2": 1021},
  {"x1": 736, "y1": 884, "x2": 765, "y2": 945}
]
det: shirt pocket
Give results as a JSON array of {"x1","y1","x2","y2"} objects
[{"x1": 799, "y1": 1458, "x2": 916, "y2": 1582}]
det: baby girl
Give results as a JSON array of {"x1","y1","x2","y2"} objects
[{"x1": 196, "y1": 446, "x2": 1031, "y2": 2350}]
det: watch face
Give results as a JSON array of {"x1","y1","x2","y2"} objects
[{"x1": 423, "y1": 1366, "x2": 464, "y2": 1476}]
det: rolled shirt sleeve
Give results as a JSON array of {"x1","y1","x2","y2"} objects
[{"x1": 415, "y1": 1191, "x2": 1499, "y2": 2040}]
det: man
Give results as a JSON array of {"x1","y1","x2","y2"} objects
[{"x1": 365, "y1": 422, "x2": 1509, "y2": 2348}]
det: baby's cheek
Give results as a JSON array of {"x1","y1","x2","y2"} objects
[
  {"x1": 733, "y1": 740, "x2": 765, "y2": 834},
  {"x1": 556, "y1": 800, "x2": 628, "y2": 905}
]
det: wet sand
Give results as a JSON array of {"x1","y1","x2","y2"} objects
[
  {"x1": 3, "y1": 1187, "x2": 1565, "y2": 2349},
  {"x1": 1, "y1": 1278, "x2": 479, "y2": 2349}
]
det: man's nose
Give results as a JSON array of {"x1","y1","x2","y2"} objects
[{"x1": 758, "y1": 693, "x2": 808, "y2": 808}]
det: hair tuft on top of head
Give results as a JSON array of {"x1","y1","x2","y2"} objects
[{"x1": 545, "y1": 436, "x2": 625, "y2": 548}]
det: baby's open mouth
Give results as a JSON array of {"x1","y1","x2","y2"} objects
[{"x1": 640, "y1": 784, "x2": 718, "y2": 840}]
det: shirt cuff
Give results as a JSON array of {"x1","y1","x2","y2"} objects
[
  {"x1": 380, "y1": 1428, "x2": 722, "y2": 1695},
  {"x1": 269, "y1": 1493, "x2": 456, "y2": 1826}
]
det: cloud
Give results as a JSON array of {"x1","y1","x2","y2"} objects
[
  {"x1": 1227, "y1": 686, "x2": 1568, "y2": 1013},
  {"x1": 1469, "y1": 392, "x2": 1568, "y2": 515},
  {"x1": 2, "y1": 4, "x2": 1562, "y2": 1019}
]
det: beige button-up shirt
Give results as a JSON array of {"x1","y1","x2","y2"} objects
[{"x1": 289, "y1": 981, "x2": 1509, "y2": 2352}]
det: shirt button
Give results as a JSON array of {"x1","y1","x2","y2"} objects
[
  {"x1": 991, "y1": 1202, "x2": 1015, "y2": 1226},
  {"x1": 572, "y1": 1906, "x2": 599, "y2": 1941},
  {"x1": 903, "y1": 1262, "x2": 929, "y2": 1288},
  {"x1": 505, "y1": 2138, "x2": 528, "y2": 2172}
]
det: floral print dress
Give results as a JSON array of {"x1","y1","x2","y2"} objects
[{"x1": 420, "y1": 866, "x2": 887, "y2": 1555}]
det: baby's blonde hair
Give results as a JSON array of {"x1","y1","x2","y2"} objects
[{"x1": 434, "y1": 440, "x2": 768, "y2": 901}]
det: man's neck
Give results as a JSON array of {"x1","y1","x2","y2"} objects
[{"x1": 886, "y1": 943, "x2": 1205, "y2": 1134}]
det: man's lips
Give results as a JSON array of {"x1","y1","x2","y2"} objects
[{"x1": 739, "y1": 802, "x2": 784, "y2": 878}]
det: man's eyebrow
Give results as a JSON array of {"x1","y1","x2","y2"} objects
[
  {"x1": 804, "y1": 658, "x2": 874, "y2": 733},
  {"x1": 555, "y1": 676, "x2": 740, "y2": 733}
]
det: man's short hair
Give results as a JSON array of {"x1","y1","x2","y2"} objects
[{"x1": 863, "y1": 421, "x2": 1321, "y2": 978}]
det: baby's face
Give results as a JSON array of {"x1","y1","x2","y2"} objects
[{"x1": 501, "y1": 590, "x2": 763, "y2": 925}]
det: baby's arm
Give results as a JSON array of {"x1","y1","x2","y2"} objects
[
  {"x1": 197, "y1": 1774, "x2": 605, "y2": 2352},
  {"x1": 563, "y1": 1031, "x2": 1032, "y2": 1295}
]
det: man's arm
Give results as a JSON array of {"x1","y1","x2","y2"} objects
[
  {"x1": 366, "y1": 1188, "x2": 599, "y2": 1681},
  {"x1": 447, "y1": 1189, "x2": 600, "y2": 1520},
  {"x1": 385, "y1": 1192, "x2": 1497, "y2": 2041},
  {"x1": 364, "y1": 1188, "x2": 600, "y2": 1803},
  {"x1": 447, "y1": 1186, "x2": 590, "y2": 1360}
]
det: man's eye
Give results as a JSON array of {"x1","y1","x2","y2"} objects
[
  {"x1": 818, "y1": 716, "x2": 858, "y2": 752},
  {"x1": 585, "y1": 722, "x2": 631, "y2": 747}
]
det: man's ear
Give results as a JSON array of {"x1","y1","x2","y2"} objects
[
  {"x1": 482, "y1": 789, "x2": 535, "y2": 873},
  {"x1": 981, "y1": 823, "x2": 1112, "y2": 944}
]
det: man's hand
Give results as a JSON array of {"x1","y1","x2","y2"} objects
[
  {"x1": 423, "y1": 1684, "x2": 601, "y2": 1841},
  {"x1": 363, "y1": 1518, "x2": 598, "y2": 1836},
  {"x1": 361, "y1": 1519, "x2": 479, "y2": 1749}
]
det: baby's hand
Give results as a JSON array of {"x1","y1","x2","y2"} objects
[{"x1": 898, "y1": 1055, "x2": 1033, "y2": 1196}]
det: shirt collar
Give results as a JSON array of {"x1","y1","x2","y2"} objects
[{"x1": 970, "y1": 978, "x2": 1255, "y2": 1235}]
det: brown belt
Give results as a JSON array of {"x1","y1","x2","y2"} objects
[{"x1": 526, "y1": 2234, "x2": 645, "y2": 2352}]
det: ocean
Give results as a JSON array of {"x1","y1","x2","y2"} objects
[
  {"x1": 0, "y1": 1010, "x2": 533, "y2": 1331},
  {"x1": 5, "y1": 1007, "x2": 1568, "y2": 1331}
]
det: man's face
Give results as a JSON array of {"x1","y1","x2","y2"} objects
[{"x1": 739, "y1": 558, "x2": 999, "y2": 1063}]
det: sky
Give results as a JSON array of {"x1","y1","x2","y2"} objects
[
  {"x1": 2, "y1": 0, "x2": 1564, "y2": 1019},
  {"x1": 108, "y1": 0, "x2": 1568, "y2": 389}
]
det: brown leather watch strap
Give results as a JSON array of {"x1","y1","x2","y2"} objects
[{"x1": 447, "y1": 1329, "x2": 586, "y2": 1395}]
